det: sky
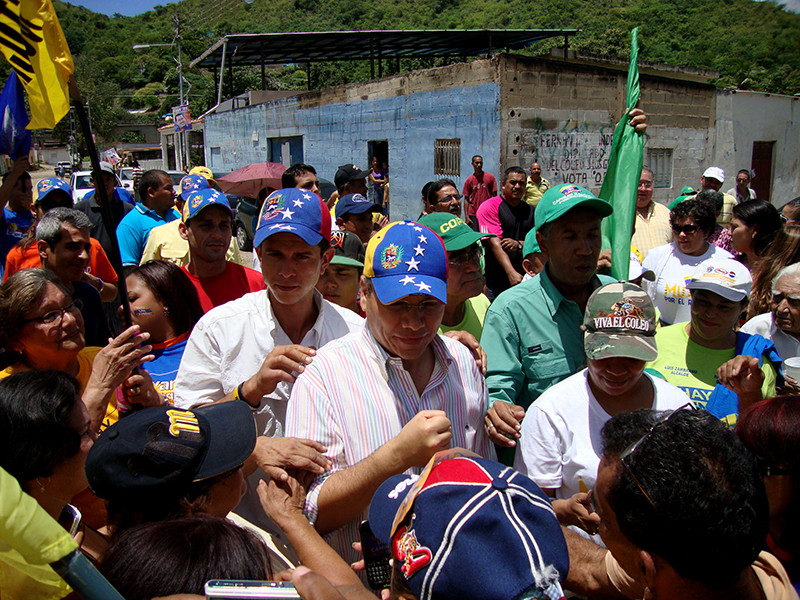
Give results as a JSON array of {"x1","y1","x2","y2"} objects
[{"x1": 71, "y1": 0, "x2": 800, "y2": 16}]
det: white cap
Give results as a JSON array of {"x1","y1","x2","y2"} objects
[
  {"x1": 99, "y1": 161, "x2": 114, "y2": 175},
  {"x1": 629, "y1": 251, "x2": 655, "y2": 282},
  {"x1": 702, "y1": 167, "x2": 725, "y2": 183},
  {"x1": 687, "y1": 258, "x2": 752, "y2": 302}
]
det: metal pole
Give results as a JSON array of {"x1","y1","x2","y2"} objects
[
  {"x1": 175, "y1": 14, "x2": 187, "y2": 170},
  {"x1": 260, "y1": 40, "x2": 266, "y2": 90},
  {"x1": 217, "y1": 40, "x2": 227, "y2": 107}
]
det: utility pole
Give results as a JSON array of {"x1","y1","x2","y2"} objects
[{"x1": 174, "y1": 14, "x2": 188, "y2": 170}]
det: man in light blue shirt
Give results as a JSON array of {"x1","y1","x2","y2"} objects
[{"x1": 116, "y1": 169, "x2": 179, "y2": 270}]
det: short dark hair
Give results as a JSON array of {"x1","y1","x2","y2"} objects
[
  {"x1": 471, "y1": 155, "x2": 482, "y2": 162},
  {"x1": 0, "y1": 370, "x2": 82, "y2": 486},
  {"x1": 601, "y1": 409, "x2": 768, "y2": 587},
  {"x1": 138, "y1": 169, "x2": 168, "y2": 201},
  {"x1": 670, "y1": 199, "x2": 716, "y2": 236},
  {"x1": 502, "y1": 166, "x2": 527, "y2": 184},
  {"x1": 733, "y1": 200, "x2": 783, "y2": 256},
  {"x1": 738, "y1": 169, "x2": 751, "y2": 179},
  {"x1": 695, "y1": 189, "x2": 724, "y2": 214},
  {"x1": 128, "y1": 261, "x2": 204, "y2": 336},
  {"x1": 98, "y1": 516, "x2": 273, "y2": 599},
  {"x1": 425, "y1": 178, "x2": 457, "y2": 205},
  {"x1": 281, "y1": 163, "x2": 316, "y2": 188}
]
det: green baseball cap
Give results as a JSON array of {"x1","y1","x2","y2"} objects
[
  {"x1": 582, "y1": 282, "x2": 658, "y2": 362},
  {"x1": 418, "y1": 213, "x2": 495, "y2": 252},
  {"x1": 522, "y1": 227, "x2": 541, "y2": 257},
  {"x1": 534, "y1": 184, "x2": 613, "y2": 234}
]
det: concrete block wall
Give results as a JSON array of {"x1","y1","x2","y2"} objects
[{"x1": 205, "y1": 103, "x2": 269, "y2": 171}]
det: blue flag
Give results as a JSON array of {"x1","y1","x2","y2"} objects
[{"x1": 0, "y1": 72, "x2": 31, "y2": 160}]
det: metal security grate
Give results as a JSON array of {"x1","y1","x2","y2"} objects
[
  {"x1": 434, "y1": 139, "x2": 461, "y2": 176},
  {"x1": 647, "y1": 148, "x2": 673, "y2": 188}
]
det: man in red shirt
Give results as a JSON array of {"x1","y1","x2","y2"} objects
[
  {"x1": 179, "y1": 188, "x2": 265, "y2": 312},
  {"x1": 462, "y1": 155, "x2": 497, "y2": 232}
]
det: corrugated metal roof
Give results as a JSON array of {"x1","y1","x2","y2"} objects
[{"x1": 190, "y1": 29, "x2": 578, "y2": 68}]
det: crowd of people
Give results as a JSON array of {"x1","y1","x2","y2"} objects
[{"x1": 1, "y1": 112, "x2": 800, "y2": 600}]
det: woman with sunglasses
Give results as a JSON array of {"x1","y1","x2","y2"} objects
[
  {"x1": 643, "y1": 199, "x2": 733, "y2": 326},
  {"x1": 513, "y1": 282, "x2": 689, "y2": 538}
]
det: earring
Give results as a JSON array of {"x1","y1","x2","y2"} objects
[
  {"x1": 35, "y1": 477, "x2": 48, "y2": 491},
  {"x1": 164, "y1": 308, "x2": 170, "y2": 316}
]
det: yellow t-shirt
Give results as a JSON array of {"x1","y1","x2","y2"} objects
[
  {"x1": 438, "y1": 294, "x2": 491, "y2": 342},
  {"x1": 139, "y1": 219, "x2": 243, "y2": 267}
]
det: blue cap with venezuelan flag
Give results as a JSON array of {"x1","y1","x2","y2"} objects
[
  {"x1": 364, "y1": 221, "x2": 448, "y2": 304},
  {"x1": 253, "y1": 188, "x2": 332, "y2": 249}
]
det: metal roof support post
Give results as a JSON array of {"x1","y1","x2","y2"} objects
[
  {"x1": 228, "y1": 50, "x2": 234, "y2": 97},
  {"x1": 216, "y1": 40, "x2": 227, "y2": 106},
  {"x1": 378, "y1": 40, "x2": 383, "y2": 78},
  {"x1": 563, "y1": 35, "x2": 568, "y2": 61},
  {"x1": 260, "y1": 40, "x2": 266, "y2": 89},
  {"x1": 488, "y1": 33, "x2": 492, "y2": 57},
  {"x1": 370, "y1": 37, "x2": 375, "y2": 79},
  {"x1": 307, "y1": 62, "x2": 312, "y2": 90}
]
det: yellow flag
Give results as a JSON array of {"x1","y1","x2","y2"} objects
[{"x1": 0, "y1": 0, "x2": 74, "y2": 129}]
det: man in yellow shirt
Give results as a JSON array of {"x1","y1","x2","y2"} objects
[{"x1": 523, "y1": 162, "x2": 550, "y2": 206}]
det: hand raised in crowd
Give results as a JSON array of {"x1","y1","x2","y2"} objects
[
  {"x1": 552, "y1": 492, "x2": 601, "y2": 536},
  {"x1": 442, "y1": 329, "x2": 487, "y2": 374},
  {"x1": 628, "y1": 107, "x2": 647, "y2": 134},
  {"x1": 252, "y1": 435, "x2": 331, "y2": 482},
  {"x1": 717, "y1": 355, "x2": 765, "y2": 413},
  {"x1": 374, "y1": 214, "x2": 390, "y2": 231},
  {"x1": 388, "y1": 409, "x2": 452, "y2": 470},
  {"x1": 123, "y1": 369, "x2": 166, "y2": 408},
  {"x1": 292, "y1": 566, "x2": 374, "y2": 600},
  {"x1": 257, "y1": 468, "x2": 315, "y2": 529},
  {"x1": 241, "y1": 345, "x2": 316, "y2": 406},
  {"x1": 484, "y1": 400, "x2": 525, "y2": 447}
]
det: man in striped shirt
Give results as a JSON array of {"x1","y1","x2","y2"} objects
[{"x1": 286, "y1": 221, "x2": 495, "y2": 566}]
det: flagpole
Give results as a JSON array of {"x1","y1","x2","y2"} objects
[{"x1": 68, "y1": 76, "x2": 133, "y2": 329}]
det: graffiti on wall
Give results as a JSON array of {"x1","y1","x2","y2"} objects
[{"x1": 517, "y1": 119, "x2": 617, "y2": 188}]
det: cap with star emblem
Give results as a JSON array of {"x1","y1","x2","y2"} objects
[
  {"x1": 364, "y1": 221, "x2": 448, "y2": 304},
  {"x1": 253, "y1": 187, "x2": 332, "y2": 249},
  {"x1": 183, "y1": 188, "x2": 233, "y2": 222},
  {"x1": 177, "y1": 174, "x2": 209, "y2": 202}
]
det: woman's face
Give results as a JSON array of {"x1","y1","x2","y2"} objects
[
  {"x1": 125, "y1": 274, "x2": 173, "y2": 344},
  {"x1": 204, "y1": 466, "x2": 246, "y2": 518},
  {"x1": 13, "y1": 283, "x2": 85, "y2": 362},
  {"x1": 672, "y1": 217, "x2": 708, "y2": 256},
  {"x1": 51, "y1": 399, "x2": 95, "y2": 499},
  {"x1": 730, "y1": 217, "x2": 757, "y2": 254},
  {"x1": 587, "y1": 357, "x2": 646, "y2": 398},
  {"x1": 689, "y1": 290, "x2": 743, "y2": 345}
]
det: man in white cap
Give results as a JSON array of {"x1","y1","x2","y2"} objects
[{"x1": 698, "y1": 167, "x2": 736, "y2": 228}]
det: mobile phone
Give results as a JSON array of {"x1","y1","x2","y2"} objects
[
  {"x1": 359, "y1": 519, "x2": 392, "y2": 590},
  {"x1": 204, "y1": 580, "x2": 301, "y2": 599},
  {"x1": 58, "y1": 504, "x2": 81, "y2": 537}
]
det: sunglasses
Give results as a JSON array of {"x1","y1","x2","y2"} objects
[
  {"x1": 672, "y1": 224, "x2": 699, "y2": 235},
  {"x1": 619, "y1": 403, "x2": 696, "y2": 511}
]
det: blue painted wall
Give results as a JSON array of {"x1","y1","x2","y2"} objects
[{"x1": 205, "y1": 82, "x2": 501, "y2": 220}]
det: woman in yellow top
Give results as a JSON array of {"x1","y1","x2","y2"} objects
[{"x1": 0, "y1": 269, "x2": 154, "y2": 434}]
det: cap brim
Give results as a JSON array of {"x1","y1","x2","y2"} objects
[
  {"x1": 371, "y1": 274, "x2": 448, "y2": 304},
  {"x1": 193, "y1": 402, "x2": 257, "y2": 482},
  {"x1": 584, "y1": 331, "x2": 658, "y2": 362},
  {"x1": 254, "y1": 222, "x2": 324, "y2": 249},
  {"x1": 686, "y1": 281, "x2": 748, "y2": 302},
  {"x1": 330, "y1": 256, "x2": 364, "y2": 268},
  {"x1": 188, "y1": 202, "x2": 234, "y2": 221},
  {"x1": 536, "y1": 198, "x2": 613, "y2": 232},
  {"x1": 443, "y1": 230, "x2": 495, "y2": 252},
  {"x1": 341, "y1": 203, "x2": 382, "y2": 216}
]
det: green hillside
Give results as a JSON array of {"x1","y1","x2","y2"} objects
[{"x1": 18, "y1": 0, "x2": 800, "y2": 146}]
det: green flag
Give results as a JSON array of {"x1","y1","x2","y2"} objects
[{"x1": 599, "y1": 27, "x2": 644, "y2": 281}]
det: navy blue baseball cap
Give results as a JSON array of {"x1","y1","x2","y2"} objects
[
  {"x1": 253, "y1": 188, "x2": 332, "y2": 249},
  {"x1": 363, "y1": 221, "x2": 448, "y2": 304},
  {"x1": 335, "y1": 193, "x2": 382, "y2": 218},
  {"x1": 369, "y1": 453, "x2": 569, "y2": 600}
]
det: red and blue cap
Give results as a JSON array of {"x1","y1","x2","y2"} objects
[
  {"x1": 178, "y1": 174, "x2": 210, "y2": 199},
  {"x1": 364, "y1": 221, "x2": 448, "y2": 304},
  {"x1": 253, "y1": 188, "x2": 332, "y2": 249},
  {"x1": 183, "y1": 188, "x2": 233, "y2": 222},
  {"x1": 368, "y1": 452, "x2": 569, "y2": 600}
]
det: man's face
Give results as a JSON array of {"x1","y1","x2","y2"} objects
[
  {"x1": 446, "y1": 243, "x2": 483, "y2": 302},
  {"x1": 595, "y1": 457, "x2": 647, "y2": 584},
  {"x1": 181, "y1": 206, "x2": 233, "y2": 263},
  {"x1": 529, "y1": 162, "x2": 542, "y2": 181},
  {"x1": 537, "y1": 208, "x2": 602, "y2": 288},
  {"x1": 149, "y1": 175, "x2": 176, "y2": 214},
  {"x1": 40, "y1": 224, "x2": 91, "y2": 282},
  {"x1": 736, "y1": 173, "x2": 750, "y2": 189},
  {"x1": 433, "y1": 185, "x2": 461, "y2": 216},
  {"x1": 363, "y1": 281, "x2": 444, "y2": 362},
  {"x1": 472, "y1": 156, "x2": 483, "y2": 174},
  {"x1": 344, "y1": 178, "x2": 368, "y2": 196},
  {"x1": 587, "y1": 357, "x2": 646, "y2": 398},
  {"x1": 502, "y1": 172, "x2": 527, "y2": 204},
  {"x1": 636, "y1": 171, "x2": 654, "y2": 208},
  {"x1": 340, "y1": 211, "x2": 375, "y2": 245},
  {"x1": 700, "y1": 176, "x2": 723, "y2": 192},
  {"x1": 294, "y1": 171, "x2": 320, "y2": 196},
  {"x1": 256, "y1": 232, "x2": 333, "y2": 306},
  {"x1": 316, "y1": 264, "x2": 361, "y2": 311},
  {"x1": 689, "y1": 289, "x2": 743, "y2": 345},
  {"x1": 771, "y1": 276, "x2": 800, "y2": 337},
  {"x1": 92, "y1": 172, "x2": 116, "y2": 199}
]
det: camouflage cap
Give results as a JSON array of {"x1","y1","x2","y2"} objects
[{"x1": 583, "y1": 282, "x2": 658, "y2": 362}]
